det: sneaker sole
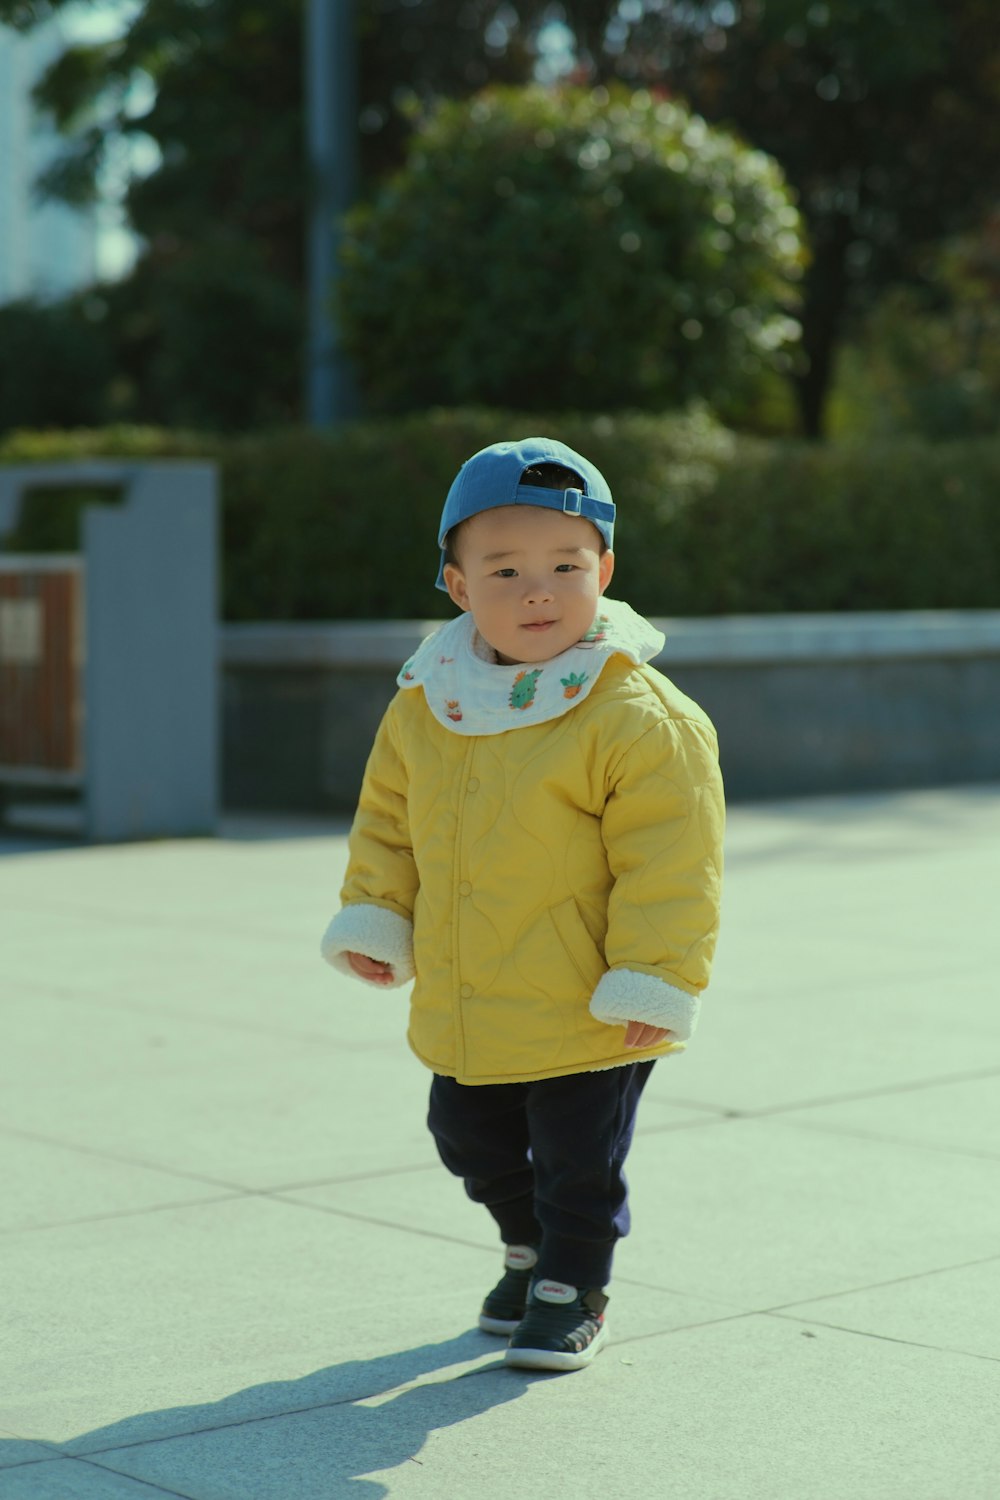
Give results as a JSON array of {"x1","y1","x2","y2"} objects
[
  {"x1": 503, "y1": 1320, "x2": 609, "y2": 1372},
  {"x1": 479, "y1": 1312, "x2": 524, "y2": 1335}
]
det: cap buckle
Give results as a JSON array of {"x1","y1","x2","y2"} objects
[{"x1": 562, "y1": 487, "x2": 583, "y2": 516}]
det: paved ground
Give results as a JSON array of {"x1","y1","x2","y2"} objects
[{"x1": 2, "y1": 786, "x2": 999, "y2": 1499}]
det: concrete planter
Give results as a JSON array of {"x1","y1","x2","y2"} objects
[{"x1": 221, "y1": 612, "x2": 1000, "y2": 811}]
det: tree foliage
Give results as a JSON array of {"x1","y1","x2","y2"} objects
[
  {"x1": 2, "y1": 0, "x2": 998, "y2": 434},
  {"x1": 589, "y1": 0, "x2": 1000, "y2": 434},
  {"x1": 0, "y1": 296, "x2": 113, "y2": 433},
  {"x1": 338, "y1": 85, "x2": 804, "y2": 415},
  {"x1": 0, "y1": 0, "x2": 557, "y2": 428},
  {"x1": 828, "y1": 215, "x2": 1000, "y2": 440}
]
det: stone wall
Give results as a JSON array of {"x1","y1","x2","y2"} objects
[{"x1": 221, "y1": 612, "x2": 1000, "y2": 811}]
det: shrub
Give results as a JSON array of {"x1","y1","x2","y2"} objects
[
  {"x1": 656, "y1": 437, "x2": 1000, "y2": 613},
  {"x1": 0, "y1": 427, "x2": 212, "y2": 552},
  {"x1": 2, "y1": 414, "x2": 998, "y2": 618},
  {"x1": 337, "y1": 85, "x2": 805, "y2": 416},
  {"x1": 218, "y1": 406, "x2": 737, "y2": 620}
]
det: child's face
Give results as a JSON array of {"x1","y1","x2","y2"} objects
[{"x1": 442, "y1": 505, "x2": 615, "y2": 665}]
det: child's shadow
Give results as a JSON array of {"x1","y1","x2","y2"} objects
[{"x1": 4, "y1": 1329, "x2": 534, "y2": 1497}]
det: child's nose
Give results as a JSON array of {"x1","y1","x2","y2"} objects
[{"x1": 523, "y1": 577, "x2": 554, "y2": 603}]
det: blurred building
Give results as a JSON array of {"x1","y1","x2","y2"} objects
[{"x1": 0, "y1": 18, "x2": 99, "y2": 303}]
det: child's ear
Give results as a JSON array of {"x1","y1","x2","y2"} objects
[
  {"x1": 442, "y1": 564, "x2": 471, "y2": 612},
  {"x1": 598, "y1": 550, "x2": 615, "y2": 595}
]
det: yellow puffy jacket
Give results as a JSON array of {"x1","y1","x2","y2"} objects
[{"x1": 322, "y1": 607, "x2": 724, "y2": 1086}]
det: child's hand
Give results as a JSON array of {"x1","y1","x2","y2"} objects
[
  {"x1": 346, "y1": 951, "x2": 395, "y2": 985},
  {"x1": 624, "y1": 1021, "x2": 671, "y2": 1049}
]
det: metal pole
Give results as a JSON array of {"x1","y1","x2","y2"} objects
[{"x1": 305, "y1": 0, "x2": 358, "y2": 425}]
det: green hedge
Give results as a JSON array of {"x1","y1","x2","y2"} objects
[{"x1": 2, "y1": 411, "x2": 998, "y2": 618}]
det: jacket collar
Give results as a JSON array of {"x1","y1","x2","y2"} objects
[{"x1": 397, "y1": 598, "x2": 665, "y2": 735}]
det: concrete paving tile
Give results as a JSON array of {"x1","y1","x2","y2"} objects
[
  {"x1": 66, "y1": 1316, "x2": 1000, "y2": 1500},
  {"x1": 1, "y1": 906, "x2": 387, "y2": 1047},
  {"x1": 0, "y1": 1131, "x2": 233, "y2": 1234},
  {"x1": 0, "y1": 835, "x2": 350, "y2": 941},
  {"x1": 785, "y1": 1072, "x2": 1000, "y2": 1160},
  {"x1": 722, "y1": 785, "x2": 1000, "y2": 873},
  {"x1": 283, "y1": 1167, "x2": 741, "y2": 1321},
  {"x1": 622, "y1": 1067, "x2": 733, "y2": 1125},
  {"x1": 616, "y1": 1113, "x2": 1000, "y2": 1306},
  {"x1": 362, "y1": 1315, "x2": 1000, "y2": 1500},
  {"x1": 278, "y1": 1163, "x2": 493, "y2": 1254},
  {"x1": 0, "y1": 1457, "x2": 186, "y2": 1497},
  {"x1": 666, "y1": 965, "x2": 1000, "y2": 1117},
  {"x1": 71, "y1": 1371, "x2": 529, "y2": 1500},
  {"x1": 279, "y1": 1092, "x2": 1000, "y2": 1314},
  {"x1": 781, "y1": 1256, "x2": 1000, "y2": 1361},
  {"x1": 0, "y1": 991, "x2": 432, "y2": 1190},
  {"x1": 669, "y1": 786, "x2": 1000, "y2": 1116},
  {"x1": 281, "y1": 1085, "x2": 727, "y2": 1257},
  {"x1": 0, "y1": 1434, "x2": 61, "y2": 1469},
  {"x1": 3, "y1": 792, "x2": 998, "y2": 1498},
  {"x1": 0, "y1": 1194, "x2": 515, "y2": 1449},
  {"x1": 0, "y1": 835, "x2": 367, "y2": 1044},
  {"x1": 717, "y1": 798, "x2": 997, "y2": 979}
]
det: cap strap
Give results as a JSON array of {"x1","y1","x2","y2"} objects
[{"x1": 511, "y1": 484, "x2": 616, "y2": 528}]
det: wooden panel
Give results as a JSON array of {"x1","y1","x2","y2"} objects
[{"x1": 0, "y1": 565, "x2": 83, "y2": 777}]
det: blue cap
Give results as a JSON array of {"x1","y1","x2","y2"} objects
[{"x1": 435, "y1": 437, "x2": 616, "y2": 591}]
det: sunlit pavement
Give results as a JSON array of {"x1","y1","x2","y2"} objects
[{"x1": 2, "y1": 787, "x2": 999, "y2": 1499}]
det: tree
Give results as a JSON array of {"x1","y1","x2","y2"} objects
[
  {"x1": 580, "y1": 0, "x2": 1000, "y2": 436},
  {"x1": 5, "y1": 1, "x2": 998, "y2": 434},
  {"x1": 337, "y1": 85, "x2": 803, "y2": 414},
  {"x1": 0, "y1": 296, "x2": 112, "y2": 434},
  {"x1": 1, "y1": 0, "x2": 310, "y2": 426},
  {"x1": 0, "y1": 0, "x2": 554, "y2": 427},
  {"x1": 827, "y1": 214, "x2": 1000, "y2": 440}
]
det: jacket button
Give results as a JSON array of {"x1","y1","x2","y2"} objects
[
  {"x1": 460, "y1": 984, "x2": 473, "y2": 999},
  {"x1": 458, "y1": 881, "x2": 472, "y2": 896},
  {"x1": 467, "y1": 777, "x2": 480, "y2": 791}
]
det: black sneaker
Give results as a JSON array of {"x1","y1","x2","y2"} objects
[
  {"x1": 504, "y1": 1278, "x2": 609, "y2": 1371},
  {"x1": 479, "y1": 1245, "x2": 539, "y2": 1334}
]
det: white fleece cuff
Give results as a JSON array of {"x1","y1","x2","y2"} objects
[
  {"x1": 589, "y1": 968, "x2": 700, "y2": 1041},
  {"x1": 320, "y1": 903, "x2": 415, "y2": 988}
]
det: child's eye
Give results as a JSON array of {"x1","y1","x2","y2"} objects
[
  {"x1": 555, "y1": 564, "x2": 577, "y2": 572},
  {"x1": 495, "y1": 568, "x2": 518, "y2": 578}
]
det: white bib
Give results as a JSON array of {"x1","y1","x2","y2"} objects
[{"x1": 397, "y1": 598, "x2": 665, "y2": 736}]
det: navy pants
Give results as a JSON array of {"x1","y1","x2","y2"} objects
[{"x1": 427, "y1": 1061, "x2": 655, "y2": 1289}]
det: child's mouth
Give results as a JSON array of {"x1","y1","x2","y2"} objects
[{"x1": 522, "y1": 620, "x2": 556, "y2": 632}]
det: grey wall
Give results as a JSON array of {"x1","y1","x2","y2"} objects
[
  {"x1": 83, "y1": 464, "x2": 218, "y2": 840},
  {"x1": 221, "y1": 612, "x2": 1000, "y2": 812},
  {"x1": 1, "y1": 461, "x2": 218, "y2": 840}
]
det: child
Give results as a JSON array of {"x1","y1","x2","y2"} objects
[{"x1": 321, "y1": 437, "x2": 724, "y2": 1372}]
